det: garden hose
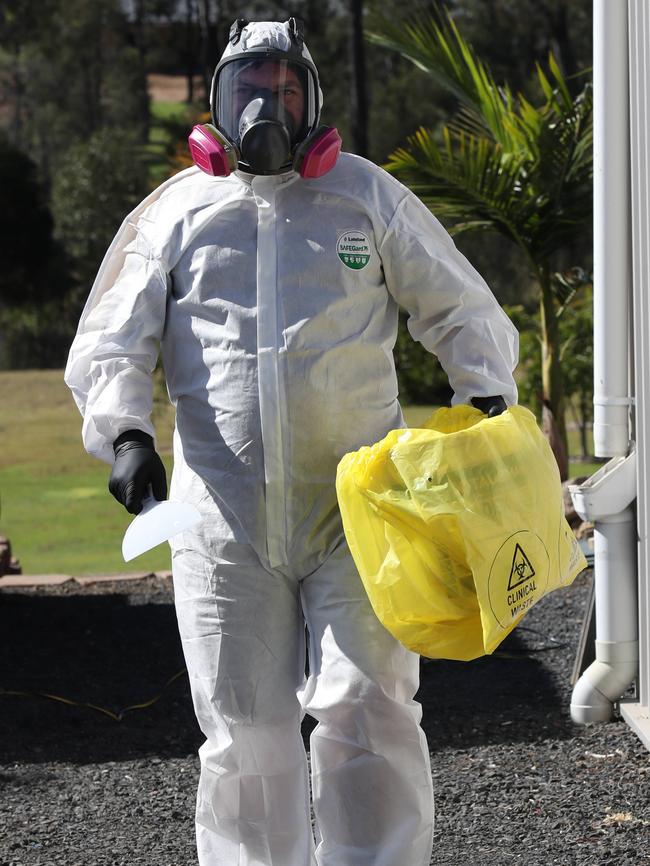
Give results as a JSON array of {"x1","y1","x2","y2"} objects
[{"x1": 0, "y1": 666, "x2": 187, "y2": 722}]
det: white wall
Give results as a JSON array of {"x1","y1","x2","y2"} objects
[{"x1": 622, "y1": 0, "x2": 650, "y2": 748}]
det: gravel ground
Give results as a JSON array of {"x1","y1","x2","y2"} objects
[{"x1": 1, "y1": 568, "x2": 649, "y2": 866}]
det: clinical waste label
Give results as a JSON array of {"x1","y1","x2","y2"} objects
[
  {"x1": 337, "y1": 231, "x2": 371, "y2": 269},
  {"x1": 487, "y1": 531, "x2": 550, "y2": 629}
]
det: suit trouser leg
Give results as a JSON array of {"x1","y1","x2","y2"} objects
[
  {"x1": 172, "y1": 547, "x2": 316, "y2": 866},
  {"x1": 298, "y1": 542, "x2": 435, "y2": 866}
]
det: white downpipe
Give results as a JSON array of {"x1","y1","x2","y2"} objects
[
  {"x1": 592, "y1": 0, "x2": 632, "y2": 458},
  {"x1": 571, "y1": 509, "x2": 638, "y2": 723},
  {"x1": 569, "y1": 0, "x2": 638, "y2": 724}
]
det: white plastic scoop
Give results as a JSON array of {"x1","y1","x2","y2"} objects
[{"x1": 122, "y1": 493, "x2": 202, "y2": 562}]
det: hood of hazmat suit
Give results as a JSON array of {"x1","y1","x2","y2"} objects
[
  {"x1": 64, "y1": 20, "x2": 518, "y2": 865},
  {"x1": 211, "y1": 18, "x2": 323, "y2": 175}
]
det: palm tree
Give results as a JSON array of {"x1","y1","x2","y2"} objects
[{"x1": 369, "y1": 11, "x2": 593, "y2": 470}]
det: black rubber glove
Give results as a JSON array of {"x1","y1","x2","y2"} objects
[
  {"x1": 470, "y1": 395, "x2": 508, "y2": 418},
  {"x1": 109, "y1": 429, "x2": 167, "y2": 515}
]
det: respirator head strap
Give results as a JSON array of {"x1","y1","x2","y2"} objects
[
  {"x1": 229, "y1": 19, "x2": 249, "y2": 45},
  {"x1": 287, "y1": 17, "x2": 304, "y2": 46}
]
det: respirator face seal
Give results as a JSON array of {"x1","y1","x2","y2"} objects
[{"x1": 213, "y1": 57, "x2": 318, "y2": 174}]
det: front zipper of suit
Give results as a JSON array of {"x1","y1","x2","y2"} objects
[{"x1": 253, "y1": 177, "x2": 289, "y2": 568}]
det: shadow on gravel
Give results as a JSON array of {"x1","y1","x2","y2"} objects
[
  {"x1": 0, "y1": 592, "x2": 201, "y2": 765},
  {"x1": 0, "y1": 590, "x2": 576, "y2": 766},
  {"x1": 417, "y1": 627, "x2": 577, "y2": 753}
]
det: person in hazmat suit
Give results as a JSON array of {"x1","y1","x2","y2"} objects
[{"x1": 65, "y1": 17, "x2": 518, "y2": 866}]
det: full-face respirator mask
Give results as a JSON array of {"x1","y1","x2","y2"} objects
[{"x1": 189, "y1": 18, "x2": 341, "y2": 179}]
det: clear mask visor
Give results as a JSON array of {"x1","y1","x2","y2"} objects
[{"x1": 215, "y1": 58, "x2": 316, "y2": 149}]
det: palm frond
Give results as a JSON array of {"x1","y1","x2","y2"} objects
[
  {"x1": 370, "y1": 12, "x2": 590, "y2": 166},
  {"x1": 385, "y1": 125, "x2": 535, "y2": 256},
  {"x1": 368, "y1": 11, "x2": 525, "y2": 153},
  {"x1": 548, "y1": 53, "x2": 573, "y2": 112},
  {"x1": 446, "y1": 220, "x2": 496, "y2": 236},
  {"x1": 372, "y1": 10, "x2": 592, "y2": 273}
]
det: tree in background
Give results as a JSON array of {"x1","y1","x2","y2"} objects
[
  {"x1": 361, "y1": 0, "x2": 592, "y2": 163},
  {"x1": 359, "y1": 0, "x2": 591, "y2": 409},
  {"x1": 441, "y1": 0, "x2": 590, "y2": 97},
  {"x1": 0, "y1": 135, "x2": 72, "y2": 367},
  {"x1": 551, "y1": 269, "x2": 594, "y2": 459},
  {"x1": 0, "y1": 0, "x2": 152, "y2": 368},
  {"x1": 0, "y1": 0, "x2": 593, "y2": 380},
  {"x1": 0, "y1": 136, "x2": 67, "y2": 308},
  {"x1": 507, "y1": 271, "x2": 593, "y2": 463},
  {"x1": 0, "y1": 0, "x2": 150, "y2": 176},
  {"x1": 50, "y1": 127, "x2": 149, "y2": 293},
  {"x1": 349, "y1": 0, "x2": 369, "y2": 157},
  {"x1": 370, "y1": 11, "x2": 593, "y2": 471}
]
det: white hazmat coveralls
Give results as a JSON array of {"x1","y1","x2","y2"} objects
[{"x1": 65, "y1": 151, "x2": 519, "y2": 866}]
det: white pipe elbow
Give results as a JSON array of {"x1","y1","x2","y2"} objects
[{"x1": 570, "y1": 640, "x2": 638, "y2": 724}]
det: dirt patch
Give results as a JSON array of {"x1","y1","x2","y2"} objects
[{"x1": 147, "y1": 73, "x2": 204, "y2": 103}]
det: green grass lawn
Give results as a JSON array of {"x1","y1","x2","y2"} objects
[
  {"x1": 0, "y1": 370, "x2": 175, "y2": 576},
  {"x1": 0, "y1": 370, "x2": 600, "y2": 576}
]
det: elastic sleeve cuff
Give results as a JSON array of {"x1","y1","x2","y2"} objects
[{"x1": 113, "y1": 429, "x2": 154, "y2": 453}]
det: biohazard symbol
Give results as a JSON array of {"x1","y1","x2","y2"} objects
[{"x1": 507, "y1": 543, "x2": 536, "y2": 590}]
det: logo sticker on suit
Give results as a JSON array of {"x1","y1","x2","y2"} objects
[{"x1": 337, "y1": 231, "x2": 371, "y2": 269}]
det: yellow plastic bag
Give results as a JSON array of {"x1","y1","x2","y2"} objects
[{"x1": 336, "y1": 405, "x2": 587, "y2": 661}]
